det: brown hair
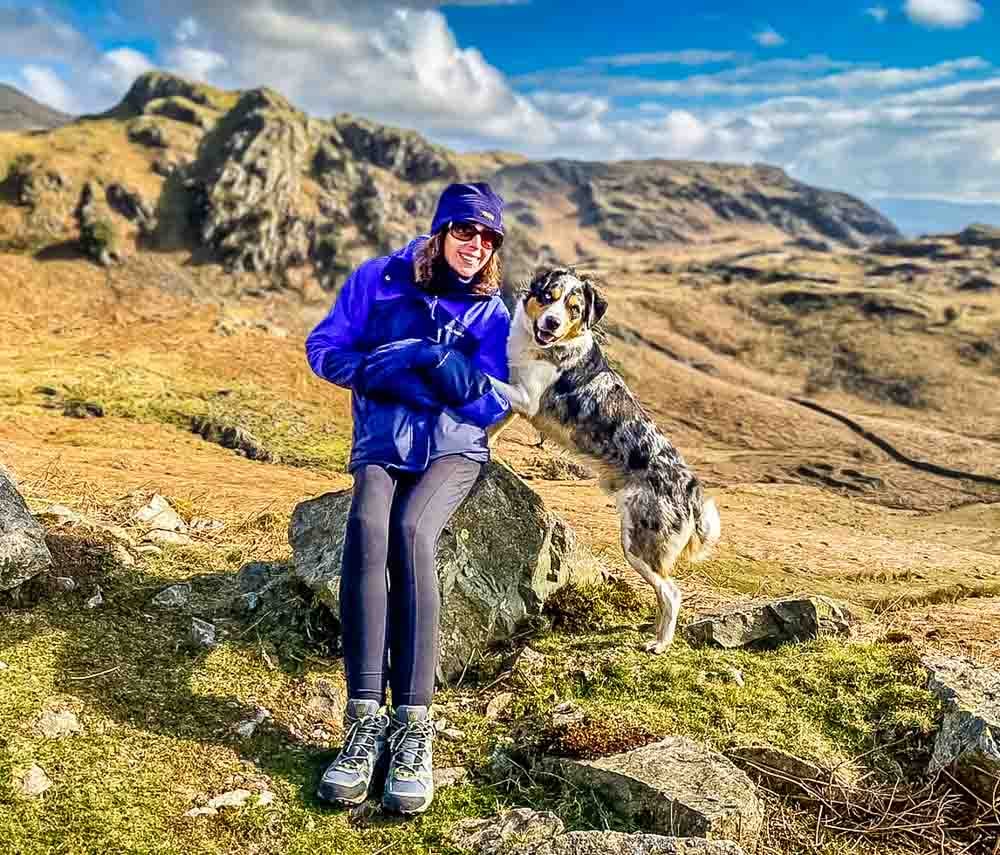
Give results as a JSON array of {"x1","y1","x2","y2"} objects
[{"x1": 413, "y1": 229, "x2": 503, "y2": 297}]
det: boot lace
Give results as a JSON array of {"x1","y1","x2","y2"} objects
[
  {"x1": 337, "y1": 714, "x2": 387, "y2": 772},
  {"x1": 388, "y1": 719, "x2": 435, "y2": 779}
]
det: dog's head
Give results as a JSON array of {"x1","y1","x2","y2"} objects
[{"x1": 521, "y1": 267, "x2": 608, "y2": 348}]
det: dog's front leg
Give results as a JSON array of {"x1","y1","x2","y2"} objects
[{"x1": 488, "y1": 376, "x2": 533, "y2": 415}]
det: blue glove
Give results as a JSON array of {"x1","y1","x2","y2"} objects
[
  {"x1": 359, "y1": 339, "x2": 440, "y2": 411},
  {"x1": 417, "y1": 345, "x2": 492, "y2": 407}
]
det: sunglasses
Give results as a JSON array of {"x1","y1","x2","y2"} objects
[{"x1": 448, "y1": 221, "x2": 503, "y2": 250}]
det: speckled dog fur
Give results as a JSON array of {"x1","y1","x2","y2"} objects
[{"x1": 489, "y1": 268, "x2": 721, "y2": 652}]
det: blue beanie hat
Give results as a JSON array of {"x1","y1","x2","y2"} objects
[{"x1": 430, "y1": 182, "x2": 505, "y2": 237}]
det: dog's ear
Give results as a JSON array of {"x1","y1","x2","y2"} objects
[{"x1": 583, "y1": 278, "x2": 609, "y2": 328}]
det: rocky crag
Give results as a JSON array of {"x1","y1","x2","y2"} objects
[{"x1": 1, "y1": 71, "x2": 897, "y2": 297}]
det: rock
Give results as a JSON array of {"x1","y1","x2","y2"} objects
[
  {"x1": 52, "y1": 576, "x2": 77, "y2": 593},
  {"x1": 146, "y1": 96, "x2": 210, "y2": 128},
  {"x1": 122, "y1": 71, "x2": 212, "y2": 112},
  {"x1": 1, "y1": 467, "x2": 53, "y2": 591},
  {"x1": 128, "y1": 118, "x2": 167, "y2": 148},
  {"x1": 440, "y1": 727, "x2": 467, "y2": 742},
  {"x1": 289, "y1": 461, "x2": 604, "y2": 681},
  {"x1": 85, "y1": 586, "x2": 104, "y2": 609},
  {"x1": 36, "y1": 709, "x2": 83, "y2": 739},
  {"x1": 684, "y1": 595, "x2": 854, "y2": 649},
  {"x1": 449, "y1": 809, "x2": 746, "y2": 855},
  {"x1": 333, "y1": 114, "x2": 458, "y2": 183},
  {"x1": 957, "y1": 224, "x2": 1000, "y2": 250},
  {"x1": 235, "y1": 706, "x2": 271, "y2": 739},
  {"x1": 207, "y1": 789, "x2": 253, "y2": 810},
  {"x1": 486, "y1": 692, "x2": 516, "y2": 721},
  {"x1": 144, "y1": 529, "x2": 193, "y2": 546},
  {"x1": 62, "y1": 400, "x2": 104, "y2": 418},
  {"x1": 191, "y1": 618, "x2": 217, "y2": 647},
  {"x1": 924, "y1": 655, "x2": 1000, "y2": 801},
  {"x1": 434, "y1": 766, "x2": 470, "y2": 789},
  {"x1": 450, "y1": 808, "x2": 565, "y2": 855},
  {"x1": 106, "y1": 182, "x2": 155, "y2": 230},
  {"x1": 18, "y1": 764, "x2": 53, "y2": 797},
  {"x1": 38, "y1": 504, "x2": 82, "y2": 526},
  {"x1": 74, "y1": 181, "x2": 121, "y2": 267},
  {"x1": 134, "y1": 494, "x2": 187, "y2": 534},
  {"x1": 192, "y1": 88, "x2": 313, "y2": 274},
  {"x1": 0, "y1": 662, "x2": 8, "y2": 670},
  {"x1": 191, "y1": 415, "x2": 273, "y2": 462},
  {"x1": 539, "y1": 737, "x2": 762, "y2": 850},
  {"x1": 152, "y1": 583, "x2": 192, "y2": 607},
  {"x1": 725, "y1": 746, "x2": 855, "y2": 795}
]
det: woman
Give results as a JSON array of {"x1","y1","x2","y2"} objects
[{"x1": 305, "y1": 182, "x2": 511, "y2": 814}]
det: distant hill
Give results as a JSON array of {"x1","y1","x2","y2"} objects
[
  {"x1": 868, "y1": 196, "x2": 1000, "y2": 238},
  {"x1": 0, "y1": 83, "x2": 72, "y2": 131}
]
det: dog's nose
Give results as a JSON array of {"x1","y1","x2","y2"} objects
[{"x1": 543, "y1": 315, "x2": 560, "y2": 331}]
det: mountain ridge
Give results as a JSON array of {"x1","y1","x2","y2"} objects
[{"x1": 0, "y1": 83, "x2": 72, "y2": 131}]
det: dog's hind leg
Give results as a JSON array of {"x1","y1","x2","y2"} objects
[{"x1": 620, "y1": 515, "x2": 683, "y2": 655}]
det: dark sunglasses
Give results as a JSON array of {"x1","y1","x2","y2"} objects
[{"x1": 448, "y1": 221, "x2": 503, "y2": 250}]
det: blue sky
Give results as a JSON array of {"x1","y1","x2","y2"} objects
[{"x1": 2, "y1": 0, "x2": 998, "y2": 206}]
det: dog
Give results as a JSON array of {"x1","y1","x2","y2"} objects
[{"x1": 488, "y1": 267, "x2": 720, "y2": 652}]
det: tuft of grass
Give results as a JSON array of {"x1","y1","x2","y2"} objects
[{"x1": 543, "y1": 578, "x2": 653, "y2": 633}]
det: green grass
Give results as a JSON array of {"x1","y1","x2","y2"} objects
[
  {"x1": 0, "y1": 522, "x2": 945, "y2": 855},
  {"x1": 1, "y1": 362, "x2": 352, "y2": 473}
]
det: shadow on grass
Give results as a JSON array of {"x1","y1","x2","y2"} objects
[{"x1": 0, "y1": 528, "x2": 345, "y2": 811}]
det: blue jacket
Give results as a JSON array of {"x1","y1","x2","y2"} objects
[{"x1": 305, "y1": 237, "x2": 511, "y2": 472}]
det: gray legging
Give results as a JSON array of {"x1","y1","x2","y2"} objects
[{"x1": 340, "y1": 455, "x2": 481, "y2": 708}]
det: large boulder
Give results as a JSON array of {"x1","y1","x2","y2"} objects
[
  {"x1": 1, "y1": 466, "x2": 52, "y2": 591},
  {"x1": 450, "y1": 808, "x2": 746, "y2": 855},
  {"x1": 289, "y1": 461, "x2": 603, "y2": 681},
  {"x1": 924, "y1": 655, "x2": 1000, "y2": 802},
  {"x1": 684, "y1": 595, "x2": 854, "y2": 649},
  {"x1": 539, "y1": 737, "x2": 763, "y2": 851}
]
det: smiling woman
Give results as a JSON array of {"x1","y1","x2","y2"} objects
[{"x1": 304, "y1": 181, "x2": 512, "y2": 816}]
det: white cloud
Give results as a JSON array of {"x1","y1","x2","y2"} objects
[
  {"x1": 586, "y1": 50, "x2": 741, "y2": 67},
  {"x1": 865, "y1": 5, "x2": 889, "y2": 22},
  {"x1": 92, "y1": 48, "x2": 154, "y2": 95},
  {"x1": 905, "y1": 0, "x2": 983, "y2": 28},
  {"x1": 19, "y1": 65, "x2": 76, "y2": 113},
  {"x1": 165, "y1": 45, "x2": 228, "y2": 79},
  {"x1": 753, "y1": 27, "x2": 786, "y2": 47},
  {"x1": 175, "y1": 17, "x2": 199, "y2": 42},
  {"x1": 0, "y1": 6, "x2": 88, "y2": 61}
]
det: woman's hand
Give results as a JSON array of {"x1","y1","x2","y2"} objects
[{"x1": 359, "y1": 339, "x2": 441, "y2": 410}]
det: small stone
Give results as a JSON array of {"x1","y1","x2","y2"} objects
[
  {"x1": 433, "y1": 766, "x2": 470, "y2": 789},
  {"x1": 486, "y1": 691, "x2": 515, "y2": 720},
  {"x1": 135, "y1": 544, "x2": 162, "y2": 556},
  {"x1": 257, "y1": 790, "x2": 275, "y2": 806},
  {"x1": 85, "y1": 586, "x2": 103, "y2": 609},
  {"x1": 18, "y1": 764, "x2": 53, "y2": 797},
  {"x1": 112, "y1": 544, "x2": 135, "y2": 567},
  {"x1": 185, "y1": 806, "x2": 218, "y2": 818},
  {"x1": 0, "y1": 662, "x2": 8, "y2": 670},
  {"x1": 37, "y1": 709, "x2": 83, "y2": 739},
  {"x1": 731, "y1": 669, "x2": 745, "y2": 687},
  {"x1": 152, "y1": 583, "x2": 191, "y2": 608},
  {"x1": 144, "y1": 529, "x2": 193, "y2": 545},
  {"x1": 440, "y1": 727, "x2": 466, "y2": 742},
  {"x1": 134, "y1": 494, "x2": 186, "y2": 534},
  {"x1": 207, "y1": 788, "x2": 253, "y2": 810},
  {"x1": 52, "y1": 576, "x2": 77, "y2": 593},
  {"x1": 190, "y1": 618, "x2": 217, "y2": 647}
]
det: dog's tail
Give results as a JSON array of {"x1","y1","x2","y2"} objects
[{"x1": 681, "y1": 496, "x2": 721, "y2": 563}]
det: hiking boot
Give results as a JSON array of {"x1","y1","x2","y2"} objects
[
  {"x1": 383, "y1": 704, "x2": 435, "y2": 814},
  {"x1": 316, "y1": 699, "x2": 389, "y2": 805}
]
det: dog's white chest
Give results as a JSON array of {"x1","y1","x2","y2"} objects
[{"x1": 509, "y1": 360, "x2": 559, "y2": 417}]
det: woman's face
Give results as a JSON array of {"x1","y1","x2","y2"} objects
[{"x1": 442, "y1": 223, "x2": 496, "y2": 279}]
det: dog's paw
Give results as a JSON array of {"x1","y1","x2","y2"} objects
[{"x1": 642, "y1": 639, "x2": 671, "y2": 655}]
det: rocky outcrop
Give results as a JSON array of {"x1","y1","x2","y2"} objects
[
  {"x1": 490, "y1": 159, "x2": 898, "y2": 250},
  {"x1": 1, "y1": 466, "x2": 52, "y2": 591},
  {"x1": 450, "y1": 809, "x2": 746, "y2": 855},
  {"x1": 75, "y1": 181, "x2": 120, "y2": 266},
  {"x1": 121, "y1": 72, "x2": 213, "y2": 114},
  {"x1": 190, "y1": 88, "x2": 315, "y2": 274},
  {"x1": 957, "y1": 224, "x2": 1000, "y2": 250},
  {"x1": 924, "y1": 655, "x2": 1000, "y2": 802},
  {"x1": 684, "y1": 595, "x2": 854, "y2": 649},
  {"x1": 288, "y1": 461, "x2": 604, "y2": 681},
  {"x1": 539, "y1": 738, "x2": 763, "y2": 850},
  {"x1": 333, "y1": 115, "x2": 459, "y2": 184}
]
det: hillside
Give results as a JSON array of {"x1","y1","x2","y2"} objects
[
  {"x1": 1, "y1": 71, "x2": 998, "y2": 855},
  {"x1": 0, "y1": 83, "x2": 71, "y2": 131}
]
